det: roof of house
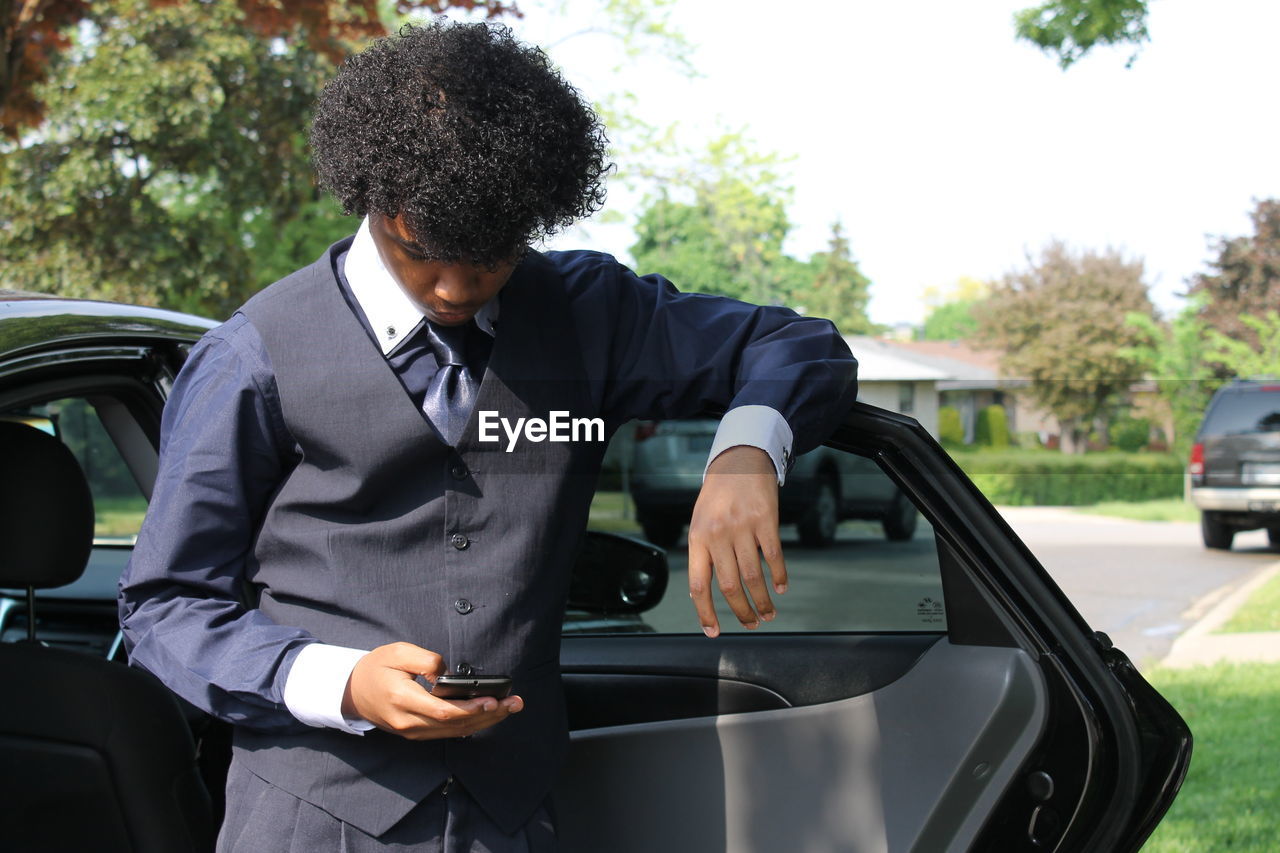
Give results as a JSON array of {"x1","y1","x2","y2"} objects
[
  {"x1": 843, "y1": 336, "x2": 1001, "y2": 384},
  {"x1": 890, "y1": 340, "x2": 1001, "y2": 373}
]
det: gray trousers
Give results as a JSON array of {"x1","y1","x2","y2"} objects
[{"x1": 216, "y1": 760, "x2": 558, "y2": 853}]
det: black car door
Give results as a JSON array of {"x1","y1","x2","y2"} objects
[{"x1": 557, "y1": 404, "x2": 1190, "y2": 853}]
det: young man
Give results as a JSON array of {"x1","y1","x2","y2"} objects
[{"x1": 119, "y1": 20, "x2": 858, "y2": 852}]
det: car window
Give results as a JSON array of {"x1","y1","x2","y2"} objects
[
  {"x1": 1199, "y1": 387, "x2": 1280, "y2": 437},
  {"x1": 578, "y1": 417, "x2": 946, "y2": 635},
  {"x1": 1, "y1": 397, "x2": 148, "y2": 544}
]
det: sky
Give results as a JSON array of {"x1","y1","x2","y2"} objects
[{"x1": 485, "y1": 1, "x2": 1280, "y2": 327}]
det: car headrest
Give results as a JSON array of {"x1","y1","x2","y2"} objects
[{"x1": 0, "y1": 420, "x2": 95, "y2": 588}]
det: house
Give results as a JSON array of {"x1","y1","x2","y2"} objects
[
  {"x1": 844, "y1": 337, "x2": 1059, "y2": 443},
  {"x1": 841, "y1": 336, "x2": 958, "y2": 438}
]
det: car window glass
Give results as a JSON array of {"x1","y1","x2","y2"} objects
[
  {"x1": 1200, "y1": 388, "x2": 1280, "y2": 436},
  {"x1": 1, "y1": 398, "x2": 147, "y2": 544},
  {"x1": 575, "y1": 417, "x2": 946, "y2": 635}
]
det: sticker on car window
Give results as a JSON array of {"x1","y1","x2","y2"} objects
[{"x1": 916, "y1": 596, "x2": 945, "y2": 625}]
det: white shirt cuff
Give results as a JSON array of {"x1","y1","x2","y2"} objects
[
  {"x1": 703, "y1": 405, "x2": 793, "y2": 486},
  {"x1": 283, "y1": 643, "x2": 377, "y2": 734}
]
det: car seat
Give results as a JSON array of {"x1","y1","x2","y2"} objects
[{"x1": 0, "y1": 420, "x2": 214, "y2": 852}]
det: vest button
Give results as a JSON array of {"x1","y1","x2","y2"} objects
[
  {"x1": 450, "y1": 464, "x2": 468, "y2": 481},
  {"x1": 450, "y1": 533, "x2": 470, "y2": 550},
  {"x1": 455, "y1": 662, "x2": 474, "y2": 676},
  {"x1": 454, "y1": 598, "x2": 474, "y2": 615}
]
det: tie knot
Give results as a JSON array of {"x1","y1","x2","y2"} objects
[{"x1": 426, "y1": 322, "x2": 469, "y2": 368}]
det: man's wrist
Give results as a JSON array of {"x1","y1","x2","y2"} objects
[
  {"x1": 704, "y1": 405, "x2": 793, "y2": 485},
  {"x1": 283, "y1": 643, "x2": 377, "y2": 734}
]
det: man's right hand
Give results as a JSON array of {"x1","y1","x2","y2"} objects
[{"x1": 341, "y1": 642, "x2": 523, "y2": 740}]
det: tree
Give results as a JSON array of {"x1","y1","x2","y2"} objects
[
  {"x1": 1122, "y1": 297, "x2": 1219, "y2": 457},
  {"x1": 1014, "y1": 0, "x2": 1150, "y2": 69},
  {"x1": 792, "y1": 221, "x2": 876, "y2": 335},
  {"x1": 629, "y1": 134, "x2": 798, "y2": 304},
  {"x1": 977, "y1": 241, "x2": 1153, "y2": 453},
  {"x1": 535, "y1": 0, "x2": 694, "y2": 78},
  {"x1": 0, "y1": 0, "x2": 359, "y2": 317},
  {"x1": 919, "y1": 277, "x2": 990, "y2": 341},
  {"x1": 1185, "y1": 198, "x2": 1280, "y2": 352},
  {"x1": 921, "y1": 302, "x2": 977, "y2": 341},
  {"x1": 2, "y1": 0, "x2": 689, "y2": 316},
  {"x1": 1206, "y1": 311, "x2": 1280, "y2": 381},
  {"x1": 0, "y1": 0, "x2": 514, "y2": 137},
  {"x1": 629, "y1": 178, "x2": 792, "y2": 303}
]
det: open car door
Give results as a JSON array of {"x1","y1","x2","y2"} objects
[{"x1": 557, "y1": 403, "x2": 1190, "y2": 853}]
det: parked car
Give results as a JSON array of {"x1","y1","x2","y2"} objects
[
  {"x1": 629, "y1": 419, "x2": 918, "y2": 547},
  {"x1": 1, "y1": 290, "x2": 1190, "y2": 853},
  {"x1": 1189, "y1": 379, "x2": 1280, "y2": 550}
]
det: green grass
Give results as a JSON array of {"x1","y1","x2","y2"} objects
[
  {"x1": 1217, "y1": 572, "x2": 1280, "y2": 634},
  {"x1": 1072, "y1": 499, "x2": 1199, "y2": 523},
  {"x1": 1142, "y1": 662, "x2": 1280, "y2": 852},
  {"x1": 93, "y1": 495, "x2": 148, "y2": 538},
  {"x1": 587, "y1": 490, "x2": 643, "y2": 535}
]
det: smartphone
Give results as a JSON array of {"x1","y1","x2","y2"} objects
[{"x1": 430, "y1": 675, "x2": 513, "y2": 700}]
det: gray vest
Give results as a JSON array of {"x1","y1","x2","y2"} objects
[{"x1": 234, "y1": 244, "x2": 606, "y2": 836}]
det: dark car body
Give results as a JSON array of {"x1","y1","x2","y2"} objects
[
  {"x1": 1189, "y1": 379, "x2": 1280, "y2": 549},
  {"x1": 630, "y1": 418, "x2": 918, "y2": 547},
  {"x1": 0, "y1": 291, "x2": 1190, "y2": 852}
]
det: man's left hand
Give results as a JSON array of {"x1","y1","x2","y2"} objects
[{"x1": 687, "y1": 445, "x2": 788, "y2": 638}]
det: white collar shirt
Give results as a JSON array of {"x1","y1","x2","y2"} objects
[{"x1": 342, "y1": 216, "x2": 499, "y2": 357}]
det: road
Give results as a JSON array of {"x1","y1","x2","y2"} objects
[
  {"x1": 643, "y1": 519, "x2": 947, "y2": 637},
  {"x1": 996, "y1": 507, "x2": 1277, "y2": 669},
  {"x1": 637, "y1": 510, "x2": 1278, "y2": 671}
]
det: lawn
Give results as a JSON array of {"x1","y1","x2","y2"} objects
[
  {"x1": 1142, "y1": 662, "x2": 1280, "y2": 852},
  {"x1": 587, "y1": 489, "x2": 643, "y2": 535},
  {"x1": 1073, "y1": 498, "x2": 1199, "y2": 523},
  {"x1": 93, "y1": 495, "x2": 148, "y2": 539},
  {"x1": 1217, "y1": 572, "x2": 1280, "y2": 634}
]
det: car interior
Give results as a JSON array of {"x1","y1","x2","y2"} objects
[
  {"x1": 0, "y1": 353, "x2": 1112, "y2": 852},
  {"x1": 0, "y1": 418, "x2": 214, "y2": 853}
]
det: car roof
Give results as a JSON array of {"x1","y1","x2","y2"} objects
[
  {"x1": 1223, "y1": 379, "x2": 1280, "y2": 388},
  {"x1": 0, "y1": 290, "x2": 218, "y2": 360}
]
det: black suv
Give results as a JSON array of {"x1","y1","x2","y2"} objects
[{"x1": 1190, "y1": 379, "x2": 1280, "y2": 549}]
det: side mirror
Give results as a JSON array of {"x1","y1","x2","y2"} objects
[{"x1": 568, "y1": 531, "x2": 669, "y2": 615}]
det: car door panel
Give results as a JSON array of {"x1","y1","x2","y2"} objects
[
  {"x1": 560, "y1": 635, "x2": 941, "y2": 731},
  {"x1": 562, "y1": 634, "x2": 941, "y2": 712},
  {"x1": 555, "y1": 640, "x2": 1046, "y2": 853},
  {"x1": 562, "y1": 673, "x2": 790, "y2": 730}
]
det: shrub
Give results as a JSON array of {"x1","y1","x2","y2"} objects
[
  {"x1": 1013, "y1": 431, "x2": 1043, "y2": 449},
  {"x1": 974, "y1": 404, "x2": 1011, "y2": 449},
  {"x1": 955, "y1": 449, "x2": 1184, "y2": 505},
  {"x1": 1111, "y1": 415, "x2": 1151, "y2": 453},
  {"x1": 938, "y1": 406, "x2": 964, "y2": 448}
]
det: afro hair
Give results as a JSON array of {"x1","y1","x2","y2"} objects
[{"x1": 310, "y1": 21, "x2": 610, "y2": 266}]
